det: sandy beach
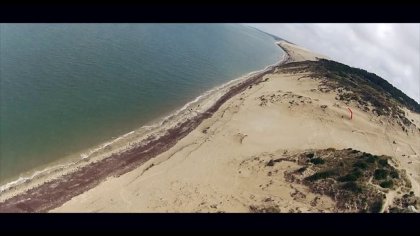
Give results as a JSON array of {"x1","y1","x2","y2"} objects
[{"x1": 1, "y1": 41, "x2": 419, "y2": 213}]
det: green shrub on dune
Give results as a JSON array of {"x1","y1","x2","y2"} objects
[
  {"x1": 353, "y1": 160, "x2": 368, "y2": 170},
  {"x1": 374, "y1": 169, "x2": 388, "y2": 180},
  {"x1": 370, "y1": 199, "x2": 384, "y2": 213},
  {"x1": 305, "y1": 170, "x2": 336, "y2": 181},
  {"x1": 341, "y1": 181, "x2": 363, "y2": 193},
  {"x1": 380, "y1": 180, "x2": 393, "y2": 188},
  {"x1": 378, "y1": 159, "x2": 389, "y2": 167},
  {"x1": 365, "y1": 154, "x2": 377, "y2": 163},
  {"x1": 310, "y1": 157, "x2": 325, "y2": 165},
  {"x1": 338, "y1": 169, "x2": 363, "y2": 182},
  {"x1": 390, "y1": 170, "x2": 399, "y2": 179}
]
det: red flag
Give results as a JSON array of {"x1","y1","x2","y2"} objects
[{"x1": 348, "y1": 108, "x2": 353, "y2": 120}]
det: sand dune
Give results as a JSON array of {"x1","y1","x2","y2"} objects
[{"x1": 52, "y1": 42, "x2": 420, "y2": 212}]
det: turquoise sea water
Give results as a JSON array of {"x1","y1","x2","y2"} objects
[{"x1": 0, "y1": 24, "x2": 283, "y2": 183}]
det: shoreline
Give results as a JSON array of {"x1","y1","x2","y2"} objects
[
  {"x1": 0, "y1": 42, "x2": 288, "y2": 212},
  {"x1": 51, "y1": 41, "x2": 420, "y2": 213}
]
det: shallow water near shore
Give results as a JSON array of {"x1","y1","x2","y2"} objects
[{"x1": 0, "y1": 24, "x2": 283, "y2": 186}]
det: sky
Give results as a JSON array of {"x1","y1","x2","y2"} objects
[{"x1": 247, "y1": 24, "x2": 420, "y2": 103}]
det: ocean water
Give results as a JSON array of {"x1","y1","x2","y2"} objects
[{"x1": 0, "y1": 24, "x2": 283, "y2": 184}]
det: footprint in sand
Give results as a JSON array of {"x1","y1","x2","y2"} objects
[{"x1": 233, "y1": 133, "x2": 248, "y2": 144}]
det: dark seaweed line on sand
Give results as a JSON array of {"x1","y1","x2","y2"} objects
[{"x1": 0, "y1": 59, "x2": 285, "y2": 212}]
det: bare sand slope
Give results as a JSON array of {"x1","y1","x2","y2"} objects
[{"x1": 52, "y1": 42, "x2": 420, "y2": 213}]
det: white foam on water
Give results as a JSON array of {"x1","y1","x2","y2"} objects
[
  {"x1": 0, "y1": 163, "x2": 70, "y2": 193},
  {"x1": 79, "y1": 130, "x2": 135, "y2": 160}
]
